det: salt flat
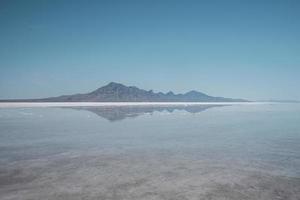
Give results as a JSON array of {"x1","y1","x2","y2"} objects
[{"x1": 1, "y1": 103, "x2": 299, "y2": 200}]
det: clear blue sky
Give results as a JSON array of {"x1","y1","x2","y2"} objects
[{"x1": 0, "y1": 0, "x2": 299, "y2": 100}]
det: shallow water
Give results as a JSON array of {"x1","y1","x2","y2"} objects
[{"x1": 0, "y1": 103, "x2": 299, "y2": 200}]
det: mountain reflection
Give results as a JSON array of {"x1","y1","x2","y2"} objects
[{"x1": 68, "y1": 105, "x2": 228, "y2": 122}]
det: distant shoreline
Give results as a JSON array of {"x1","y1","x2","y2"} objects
[{"x1": 0, "y1": 102, "x2": 275, "y2": 108}]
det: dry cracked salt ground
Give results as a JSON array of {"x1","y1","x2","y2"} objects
[{"x1": 1, "y1": 151, "x2": 299, "y2": 200}]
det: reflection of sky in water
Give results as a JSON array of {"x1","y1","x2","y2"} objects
[{"x1": 0, "y1": 104, "x2": 300, "y2": 177}]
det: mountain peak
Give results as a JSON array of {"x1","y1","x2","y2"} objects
[
  {"x1": 166, "y1": 91, "x2": 175, "y2": 96},
  {"x1": 185, "y1": 90, "x2": 206, "y2": 96},
  {"x1": 93, "y1": 82, "x2": 126, "y2": 91},
  {"x1": 106, "y1": 82, "x2": 125, "y2": 87}
]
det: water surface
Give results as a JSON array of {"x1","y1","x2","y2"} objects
[{"x1": 0, "y1": 103, "x2": 299, "y2": 199}]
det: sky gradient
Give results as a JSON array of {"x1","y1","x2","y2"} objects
[{"x1": 0, "y1": 0, "x2": 299, "y2": 100}]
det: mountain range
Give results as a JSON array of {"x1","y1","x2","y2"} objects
[{"x1": 0, "y1": 82, "x2": 248, "y2": 102}]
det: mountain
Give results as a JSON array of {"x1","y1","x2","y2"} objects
[{"x1": 0, "y1": 82, "x2": 248, "y2": 102}]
